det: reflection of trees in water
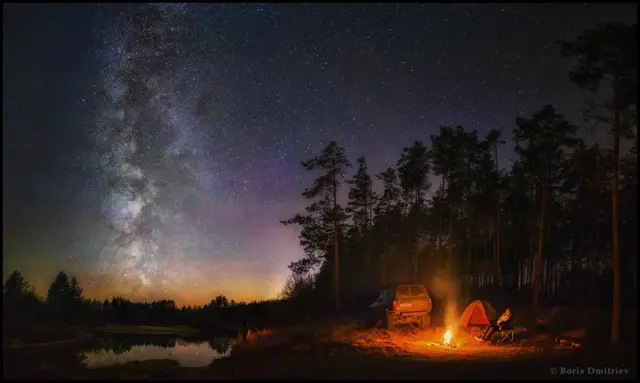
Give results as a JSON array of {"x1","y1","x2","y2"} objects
[
  {"x1": 92, "y1": 335, "x2": 177, "y2": 355},
  {"x1": 84, "y1": 335, "x2": 234, "y2": 359},
  {"x1": 111, "y1": 343, "x2": 134, "y2": 355},
  {"x1": 207, "y1": 338, "x2": 230, "y2": 355}
]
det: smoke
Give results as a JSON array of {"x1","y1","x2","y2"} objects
[{"x1": 429, "y1": 273, "x2": 462, "y2": 331}]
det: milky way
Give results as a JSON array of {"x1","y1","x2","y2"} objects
[
  {"x1": 3, "y1": 3, "x2": 636, "y2": 305},
  {"x1": 92, "y1": 4, "x2": 288, "y2": 300},
  {"x1": 95, "y1": 5, "x2": 197, "y2": 297}
]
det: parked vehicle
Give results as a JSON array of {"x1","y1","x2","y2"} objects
[{"x1": 369, "y1": 283, "x2": 433, "y2": 329}]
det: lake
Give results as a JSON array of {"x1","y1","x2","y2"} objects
[{"x1": 81, "y1": 334, "x2": 233, "y2": 368}]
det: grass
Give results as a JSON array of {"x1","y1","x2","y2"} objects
[{"x1": 96, "y1": 324, "x2": 201, "y2": 335}]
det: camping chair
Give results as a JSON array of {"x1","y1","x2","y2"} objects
[{"x1": 493, "y1": 317, "x2": 515, "y2": 343}]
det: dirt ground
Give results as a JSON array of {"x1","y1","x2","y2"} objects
[
  {"x1": 4, "y1": 322, "x2": 636, "y2": 380},
  {"x1": 200, "y1": 323, "x2": 636, "y2": 380}
]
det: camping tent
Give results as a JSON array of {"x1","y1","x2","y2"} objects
[{"x1": 459, "y1": 300, "x2": 497, "y2": 328}]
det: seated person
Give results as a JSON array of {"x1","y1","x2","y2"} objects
[{"x1": 476, "y1": 308, "x2": 512, "y2": 342}]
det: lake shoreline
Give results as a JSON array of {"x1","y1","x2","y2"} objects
[
  {"x1": 3, "y1": 333, "x2": 94, "y2": 350},
  {"x1": 95, "y1": 324, "x2": 202, "y2": 336}
]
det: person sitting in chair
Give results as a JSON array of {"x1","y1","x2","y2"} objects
[{"x1": 476, "y1": 308, "x2": 512, "y2": 342}]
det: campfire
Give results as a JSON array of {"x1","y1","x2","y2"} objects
[
  {"x1": 425, "y1": 327, "x2": 458, "y2": 349},
  {"x1": 443, "y1": 328, "x2": 452, "y2": 345}
]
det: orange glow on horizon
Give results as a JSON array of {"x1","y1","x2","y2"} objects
[{"x1": 6, "y1": 265, "x2": 287, "y2": 308}]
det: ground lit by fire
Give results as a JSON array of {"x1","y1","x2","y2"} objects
[{"x1": 328, "y1": 324, "x2": 562, "y2": 361}]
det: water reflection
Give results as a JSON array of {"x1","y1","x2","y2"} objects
[{"x1": 82, "y1": 336, "x2": 232, "y2": 368}]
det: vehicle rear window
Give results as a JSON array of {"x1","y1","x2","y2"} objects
[
  {"x1": 410, "y1": 285, "x2": 426, "y2": 297},
  {"x1": 396, "y1": 286, "x2": 410, "y2": 298}
]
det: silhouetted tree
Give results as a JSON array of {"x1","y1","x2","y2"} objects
[
  {"x1": 3, "y1": 271, "x2": 31, "y2": 299},
  {"x1": 397, "y1": 141, "x2": 431, "y2": 282},
  {"x1": 486, "y1": 129, "x2": 506, "y2": 276},
  {"x1": 3, "y1": 271, "x2": 41, "y2": 324},
  {"x1": 429, "y1": 126, "x2": 467, "y2": 278},
  {"x1": 282, "y1": 141, "x2": 351, "y2": 313},
  {"x1": 513, "y1": 105, "x2": 579, "y2": 306},
  {"x1": 346, "y1": 156, "x2": 377, "y2": 294},
  {"x1": 374, "y1": 167, "x2": 404, "y2": 285},
  {"x1": 560, "y1": 22, "x2": 637, "y2": 343},
  {"x1": 280, "y1": 273, "x2": 314, "y2": 301}
]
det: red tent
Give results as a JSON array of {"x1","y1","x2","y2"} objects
[{"x1": 458, "y1": 300, "x2": 497, "y2": 327}]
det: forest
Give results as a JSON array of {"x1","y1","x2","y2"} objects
[
  {"x1": 279, "y1": 22, "x2": 637, "y2": 342},
  {"x1": 3, "y1": 269, "x2": 299, "y2": 338}
]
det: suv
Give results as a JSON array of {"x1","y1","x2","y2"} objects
[{"x1": 369, "y1": 283, "x2": 433, "y2": 329}]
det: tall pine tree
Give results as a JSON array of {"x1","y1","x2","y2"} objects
[{"x1": 282, "y1": 141, "x2": 351, "y2": 312}]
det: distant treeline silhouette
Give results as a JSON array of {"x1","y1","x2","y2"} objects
[{"x1": 3, "y1": 270, "x2": 313, "y2": 333}]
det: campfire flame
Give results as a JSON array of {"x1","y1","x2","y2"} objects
[{"x1": 443, "y1": 328, "x2": 452, "y2": 345}]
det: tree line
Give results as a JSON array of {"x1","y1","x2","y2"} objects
[
  {"x1": 280, "y1": 22, "x2": 637, "y2": 343},
  {"x1": 3, "y1": 270, "x2": 299, "y2": 331}
]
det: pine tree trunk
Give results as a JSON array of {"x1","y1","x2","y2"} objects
[
  {"x1": 533, "y1": 185, "x2": 547, "y2": 307},
  {"x1": 495, "y1": 142, "x2": 501, "y2": 277},
  {"x1": 466, "y1": 214, "x2": 472, "y2": 293},
  {"x1": 574, "y1": 189, "x2": 583, "y2": 278},
  {"x1": 367, "y1": 183, "x2": 373, "y2": 282},
  {"x1": 611, "y1": 103, "x2": 621, "y2": 344},
  {"x1": 333, "y1": 163, "x2": 340, "y2": 314},
  {"x1": 382, "y1": 216, "x2": 388, "y2": 286},
  {"x1": 466, "y1": 156, "x2": 473, "y2": 294},
  {"x1": 529, "y1": 184, "x2": 537, "y2": 287},
  {"x1": 415, "y1": 189, "x2": 420, "y2": 283},
  {"x1": 447, "y1": 173, "x2": 454, "y2": 280},
  {"x1": 437, "y1": 177, "x2": 444, "y2": 270}
]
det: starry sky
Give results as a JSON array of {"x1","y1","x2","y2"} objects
[{"x1": 3, "y1": 3, "x2": 637, "y2": 306}]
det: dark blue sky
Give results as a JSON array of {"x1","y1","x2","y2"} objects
[{"x1": 3, "y1": 3, "x2": 636, "y2": 305}]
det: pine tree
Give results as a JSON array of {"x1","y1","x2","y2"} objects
[
  {"x1": 486, "y1": 129, "x2": 506, "y2": 277},
  {"x1": 282, "y1": 141, "x2": 351, "y2": 312},
  {"x1": 375, "y1": 167, "x2": 404, "y2": 285},
  {"x1": 346, "y1": 156, "x2": 377, "y2": 290},
  {"x1": 513, "y1": 105, "x2": 579, "y2": 307},
  {"x1": 397, "y1": 141, "x2": 431, "y2": 282},
  {"x1": 560, "y1": 22, "x2": 637, "y2": 344},
  {"x1": 3, "y1": 270, "x2": 31, "y2": 299}
]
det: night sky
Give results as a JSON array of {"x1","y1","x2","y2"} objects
[{"x1": 3, "y1": 3, "x2": 636, "y2": 306}]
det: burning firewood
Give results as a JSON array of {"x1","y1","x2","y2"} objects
[{"x1": 443, "y1": 328, "x2": 453, "y2": 346}]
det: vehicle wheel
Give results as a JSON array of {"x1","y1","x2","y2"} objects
[
  {"x1": 418, "y1": 315, "x2": 431, "y2": 329},
  {"x1": 385, "y1": 312, "x2": 395, "y2": 330}
]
